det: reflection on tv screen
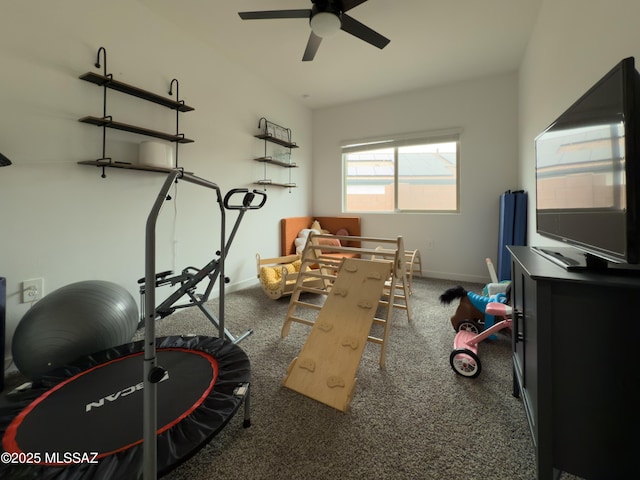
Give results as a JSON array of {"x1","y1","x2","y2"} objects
[{"x1": 536, "y1": 122, "x2": 626, "y2": 210}]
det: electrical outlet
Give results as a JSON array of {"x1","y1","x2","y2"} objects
[{"x1": 22, "y1": 278, "x2": 44, "y2": 303}]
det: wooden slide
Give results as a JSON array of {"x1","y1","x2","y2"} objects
[{"x1": 282, "y1": 257, "x2": 391, "y2": 412}]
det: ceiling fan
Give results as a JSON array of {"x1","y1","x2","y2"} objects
[{"x1": 238, "y1": 0, "x2": 390, "y2": 61}]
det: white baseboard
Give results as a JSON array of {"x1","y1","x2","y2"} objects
[{"x1": 227, "y1": 277, "x2": 260, "y2": 293}]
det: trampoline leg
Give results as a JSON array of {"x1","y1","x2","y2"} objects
[
  {"x1": 234, "y1": 383, "x2": 251, "y2": 428},
  {"x1": 243, "y1": 386, "x2": 251, "y2": 428}
]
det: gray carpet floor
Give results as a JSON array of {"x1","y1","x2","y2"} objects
[
  {"x1": 138, "y1": 277, "x2": 573, "y2": 480},
  {"x1": 1, "y1": 276, "x2": 584, "y2": 479}
]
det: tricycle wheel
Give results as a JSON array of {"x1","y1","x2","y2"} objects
[
  {"x1": 449, "y1": 348, "x2": 482, "y2": 378},
  {"x1": 456, "y1": 320, "x2": 481, "y2": 334}
]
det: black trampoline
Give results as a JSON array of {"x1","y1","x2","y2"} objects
[
  {"x1": 1, "y1": 170, "x2": 263, "y2": 480},
  {"x1": 0, "y1": 335, "x2": 250, "y2": 480}
]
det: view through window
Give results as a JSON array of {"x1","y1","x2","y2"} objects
[{"x1": 343, "y1": 135, "x2": 459, "y2": 212}]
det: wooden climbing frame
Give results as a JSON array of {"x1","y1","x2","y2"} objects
[
  {"x1": 281, "y1": 233, "x2": 408, "y2": 369},
  {"x1": 282, "y1": 257, "x2": 392, "y2": 411}
]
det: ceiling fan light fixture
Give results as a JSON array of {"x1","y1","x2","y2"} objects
[{"x1": 310, "y1": 12, "x2": 341, "y2": 37}]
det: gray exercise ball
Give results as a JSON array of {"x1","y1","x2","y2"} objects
[{"x1": 12, "y1": 280, "x2": 138, "y2": 379}]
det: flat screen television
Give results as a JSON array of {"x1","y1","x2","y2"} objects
[{"x1": 534, "y1": 57, "x2": 640, "y2": 271}]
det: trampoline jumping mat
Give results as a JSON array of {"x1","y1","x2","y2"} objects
[{"x1": 0, "y1": 335, "x2": 250, "y2": 480}]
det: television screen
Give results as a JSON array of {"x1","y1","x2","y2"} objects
[{"x1": 535, "y1": 57, "x2": 640, "y2": 269}]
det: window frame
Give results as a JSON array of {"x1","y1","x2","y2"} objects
[{"x1": 341, "y1": 128, "x2": 462, "y2": 214}]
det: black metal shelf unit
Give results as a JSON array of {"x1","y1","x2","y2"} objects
[
  {"x1": 78, "y1": 47, "x2": 194, "y2": 177},
  {"x1": 253, "y1": 117, "x2": 298, "y2": 191}
]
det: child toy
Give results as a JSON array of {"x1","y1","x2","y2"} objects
[
  {"x1": 449, "y1": 302, "x2": 512, "y2": 378},
  {"x1": 439, "y1": 285, "x2": 508, "y2": 333}
]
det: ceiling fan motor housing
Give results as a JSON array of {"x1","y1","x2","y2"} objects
[
  {"x1": 310, "y1": 2, "x2": 342, "y2": 37},
  {"x1": 311, "y1": 0, "x2": 342, "y2": 15}
]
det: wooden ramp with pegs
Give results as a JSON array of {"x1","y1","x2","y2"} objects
[
  {"x1": 282, "y1": 257, "x2": 392, "y2": 412},
  {"x1": 281, "y1": 233, "x2": 407, "y2": 369}
]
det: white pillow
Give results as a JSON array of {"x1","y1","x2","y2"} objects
[
  {"x1": 297, "y1": 228, "x2": 317, "y2": 238},
  {"x1": 295, "y1": 228, "x2": 320, "y2": 254}
]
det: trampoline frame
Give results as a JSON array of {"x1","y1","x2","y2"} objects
[{"x1": 0, "y1": 335, "x2": 251, "y2": 480}]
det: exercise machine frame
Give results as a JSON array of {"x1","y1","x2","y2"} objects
[
  {"x1": 138, "y1": 178, "x2": 265, "y2": 345},
  {"x1": 142, "y1": 169, "x2": 265, "y2": 480}
]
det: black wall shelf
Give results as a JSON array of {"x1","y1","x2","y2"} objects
[
  {"x1": 253, "y1": 180, "x2": 297, "y2": 188},
  {"x1": 79, "y1": 116, "x2": 194, "y2": 143},
  {"x1": 78, "y1": 47, "x2": 194, "y2": 177},
  {"x1": 254, "y1": 156, "x2": 298, "y2": 168},
  {"x1": 78, "y1": 159, "x2": 192, "y2": 175},
  {"x1": 253, "y1": 117, "x2": 298, "y2": 190},
  {"x1": 79, "y1": 72, "x2": 194, "y2": 112},
  {"x1": 253, "y1": 133, "x2": 299, "y2": 149}
]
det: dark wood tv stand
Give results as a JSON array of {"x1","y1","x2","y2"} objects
[{"x1": 508, "y1": 246, "x2": 640, "y2": 480}]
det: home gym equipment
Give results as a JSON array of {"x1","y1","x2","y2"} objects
[
  {"x1": 0, "y1": 170, "x2": 264, "y2": 480},
  {"x1": 138, "y1": 174, "x2": 266, "y2": 345},
  {"x1": 0, "y1": 335, "x2": 250, "y2": 480},
  {"x1": 449, "y1": 302, "x2": 513, "y2": 378},
  {"x1": 282, "y1": 257, "x2": 392, "y2": 412},
  {"x1": 11, "y1": 280, "x2": 138, "y2": 379},
  {"x1": 141, "y1": 170, "x2": 263, "y2": 480}
]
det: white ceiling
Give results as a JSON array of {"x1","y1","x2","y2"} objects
[{"x1": 140, "y1": 0, "x2": 542, "y2": 109}]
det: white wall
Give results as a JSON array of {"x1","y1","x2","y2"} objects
[
  {"x1": 519, "y1": 0, "x2": 640, "y2": 245},
  {"x1": 9, "y1": 0, "x2": 622, "y2": 376},
  {"x1": 0, "y1": 0, "x2": 313, "y2": 369},
  {"x1": 312, "y1": 74, "x2": 520, "y2": 282}
]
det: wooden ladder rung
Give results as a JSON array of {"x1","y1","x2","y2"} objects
[
  {"x1": 379, "y1": 297, "x2": 406, "y2": 306},
  {"x1": 313, "y1": 258, "x2": 342, "y2": 267},
  {"x1": 310, "y1": 245, "x2": 397, "y2": 257},
  {"x1": 301, "y1": 271, "x2": 337, "y2": 281},
  {"x1": 288, "y1": 316, "x2": 315, "y2": 327},
  {"x1": 297, "y1": 286, "x2": 331, "y2": 296},
  {"x1": 384, "y1": 293, "x2": 408, "y2": 301},
  {"x1": 385, "y1": 284, "x2": 406, "y2": 292},
  {"x1": 292, "y1": 300, "x2": 323, "y2": 310}
]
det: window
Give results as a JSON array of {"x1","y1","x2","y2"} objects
[{"x1": 342, "y1": 130, "x2": 460, "y2": 213}]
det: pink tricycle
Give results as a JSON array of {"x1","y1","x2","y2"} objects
[{"x1": 449, "y1": 302, "x2": 512, "y2": 378}]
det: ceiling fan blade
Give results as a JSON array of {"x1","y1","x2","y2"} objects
[
  {"x1": 238, "y1": 9, "x2": 311, "y2": 20},
  {"x1": 340, "y1": 13, "x2": 390, "y2": 49},
  {"x1": 340, "y1": 0, "x2": 369, "y2": 12},
  {"x1": 302, "y1": 31, "x2": 322, "y2": 62}
]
